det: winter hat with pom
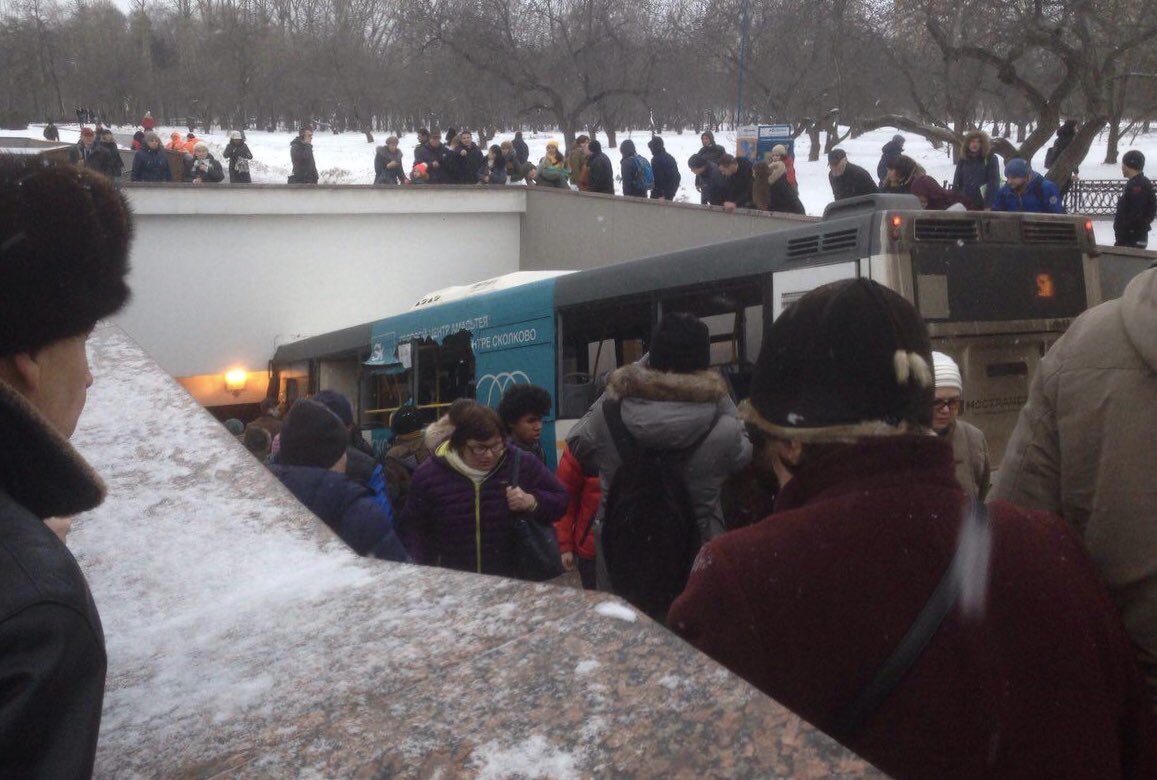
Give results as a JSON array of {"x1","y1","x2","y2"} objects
[
  {"x1": 1005, "y1": 158, "x2": 1030, "y2": 178},
  {"x1": 932, "y1": 351, "x2": 963, "y2": 392},
  {"x1": 279, "y1": 400, "x2": 348, "y2": 469},
  {"x1": 0, "y1": 155, "x2": 132, "y2": 356},
  {"x1": 740, "y1": 278, "x2": 934, "y2": 441}
]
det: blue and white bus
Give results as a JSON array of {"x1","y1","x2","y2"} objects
[{"x1": 271, "y1": 195, "x2": 1105, "y2": 467}]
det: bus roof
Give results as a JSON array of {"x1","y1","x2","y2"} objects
[{"x1": 412, "y1": 271, "x2": 573, "y2": 309}]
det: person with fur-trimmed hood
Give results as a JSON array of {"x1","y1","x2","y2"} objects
[
  {"x1": 0, "y1": 155, "x2": 134, "y2": 777},
  {"x1": 566, "y1": 312, "x2": 752, "y2": 592},
  {"x1": 952, "y1": 130, "x2": 1000, "y2": 209},
  {"x1": 647, "y1": 136, "x2": 680, "y2": 200},
  {"x1": 668, "y1": 278, "x2": 1156, "y2": 779},
  {"x1": 765, "y1": 156, "x2": 806, "y2": 214}
]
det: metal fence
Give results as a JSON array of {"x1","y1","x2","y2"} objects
[{"x1": 1066, "y1": 179, "x2": 1127, "y2": 216}]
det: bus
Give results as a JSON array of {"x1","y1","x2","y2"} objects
[{"x1": 270, "y1": 194, "x2": 1102, "y2": 469}]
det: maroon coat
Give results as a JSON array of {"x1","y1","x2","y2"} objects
[
  {"x1": 399, "y1": 440, "x2": 568, "y2": 577},
  {"x1": 669, "y1": 436, "x2": 1155, "y2": 779}
]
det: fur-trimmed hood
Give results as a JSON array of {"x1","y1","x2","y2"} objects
[
  {"x1": 960, "y1": 130, "x2": 991, "y2": 159},
  {"x1": 767, "y1": 160, "x2": 787, "y2": 186},
  {"x1": 423, "y1": 414, "x2": 455, "y2": 452},
  {"x1": 606, "y1": 363, "x2": 728, "y2": 405}
]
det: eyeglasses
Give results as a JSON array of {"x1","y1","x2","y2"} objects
[
  {"x1": 465, "y1": 441, "x2": 505, "y2": 457},
  {"x1": 933, "y1": 398, "x2": 962, "y2": 412}
]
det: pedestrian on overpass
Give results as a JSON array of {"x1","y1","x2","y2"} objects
[{"x1": 289, "y1": 126, "x2": 318, "y2": 184}]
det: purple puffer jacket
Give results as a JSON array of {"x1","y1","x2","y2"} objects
[{"x1": 398, "y1": 440, "x2": 568, "y2": 577}]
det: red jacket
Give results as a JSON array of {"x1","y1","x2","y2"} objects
[
  {"x1": 553, "y1": 446, "x2": 598, "y2": 560},
  {"x1": 669, "y1": 436, "x2": 1155, "y2": 779}
]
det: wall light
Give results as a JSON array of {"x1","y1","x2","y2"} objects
[{"x1": 224, "y1": 369, "x2": 248, "y2": 396}]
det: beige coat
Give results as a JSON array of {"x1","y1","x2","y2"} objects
[
  {"x1": 991, "y1": 268, "x2": 1157, "y2": 704},
  {"x1": 950, "y1": 418, "x2": 990, "y2": 499}
]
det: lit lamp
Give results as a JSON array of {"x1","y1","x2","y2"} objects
[{"x1": 224, "y1": 369, "x2": 248, "y2": 396}]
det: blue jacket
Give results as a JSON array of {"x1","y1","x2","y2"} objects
[
  {"x1": 270, "y1": 464, "x2": 409, "y2": 562},
  {"x1": 131, "y1": 147, "x2": 172, "y2": 182},
  {"x1": 992, "y1": 173, "x2": 1065, "y2": 214}
]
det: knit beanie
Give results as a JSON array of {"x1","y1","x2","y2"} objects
[
  {"x1": 1123, "y1": 150, "x2": 1145, "y2": 172},
  {"x1": 0, "y1": 155, "x2": 133, "y2": 356},
  {"x1": 390, "y1": 405, "x2": 425, "y2": 436},
  {"x1": 649, "y1": 312, "x2": 710, "y2": 374},
  {"x1": 1005, "y1": 158, "x2": 1029, "y2": 178},
  {"x1": 771, "y1": 144, "x2": 788, "y2": 157},
  {"x1": 740, "y1": 278, "x2": 934, "y2": 441},
  {"x1": 932, "y1": 351, "x2": 963, "y2": 392},
  {"x1": 279, "y1": 400, "x2": 348, "y2": 468},
  {"x1": 687, "y1": 153, "x2": 706, "y2": 170},
  {"x1": 312, "y1": 389, "x2": 354, "y2": 427}
]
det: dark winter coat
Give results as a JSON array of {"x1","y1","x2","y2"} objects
[
  {"x1": 183, "y1": 154, "x2": 225, "y2": 184},
  {"x1": 586, "y1": 151, "x2": 615, "y2": 195},
  {"x1": 696, "y1": 135, "x2": 725, "y2": 164},
  {"x1": 566, "y1": 364, "x2": 752, "y2": 567},
  {"x1": 696, "y1": 161, "x2": 729, "y2": 206},
  {"x1": 766, "y1": 161, "x2": 805, "y2": 214},
  {"x1": 648, "y1": 139, "x2": 680, "y2": 200},
  {"x1": 223, "y1": 141, "x2": 253, "y2": 183},
  {"x1": 952, "y1": 133, "x2": 1000, "y2": 208},
  {"x1": 829, "y1": 161, "x2": 879, "y2": 201},
  {"x1": 130, "y1": 146, "x2": 172, "y2": 182},
  {"x1": 374, "y1": 146, "x2": 407, "y2": 185},
  {"x1": 1114, "y1": 173, "x2": 1156, "y2": 247},
  {"x1": 512, "y1": 133, "x2": 529, "y2": 166},
  {"x1": 43, "y1": 123, "x2": 59, "y2": 141},
  {"x1": 448, "y1": 143, "x2": 485, "y2": 185},
  {"x1": 383, "y1": 432, "x2": 431, "y2": 513},
  {"x1": 87, "y1": 141, "x2": 123, "y2": 179},
  {"x1": 876, "y1": 139, "x2": 905, "y2": 183},
  {"x1": 289, "y1": 136, "x2": 318, "y2": 184},
  {"x1": 414, "y1": 143, "x2": 453, "y2": 184},
  {"x1": 398, "y1": 440, "x2": 569, "y2": 577},
  {"x1": 477, "y1": 158, "x2": 508, "y2": 185},
  {"x1": 270, "y1": 463, "x2": 409, "y2": 562},
  {"x1": 68, "y1": 141, "x2": 98, "y2": 167},
  {"x1": 910, "y1": 174, "x2": 973, "y2": 210},
  {"x1": 0, "y1": 380, "x2": 107, "y2": 779},
  {"x1": 992, "y1": 172, "x2": 1065, "y2": 214},
  {"x1": 722, "y1": 157, "x2": 755, "y2": 208},
  {"x1": 669, "y1": 436, "x2": 1157, "y2": 779},
  {"x1": 619, "y1": 140, "x2": 648, "y2": 198}
]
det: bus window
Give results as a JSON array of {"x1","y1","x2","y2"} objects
[
  {"x1": 661, "y1": 280, "x2": 764, "y2": 366},
  {"x1": 561, "y1": 295, "x2": 653, "y2": 379},
  {"x1": 414, "y1": 330, "x2": 475, "y2": 413}
]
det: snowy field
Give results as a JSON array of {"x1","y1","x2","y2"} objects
[{"x1": 15, "y1": 121, "x2": 1156, "y2": 239}]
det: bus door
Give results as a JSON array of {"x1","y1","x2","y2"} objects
[{"x1": 899, "y1": 212, "x2": 1097, "y2": 467}]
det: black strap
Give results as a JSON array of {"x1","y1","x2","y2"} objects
[{"x1": 832, "y1": 499, "x2": 990, "y2": 741}]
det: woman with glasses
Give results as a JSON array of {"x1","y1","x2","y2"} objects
[
  {"x1": 931, "y1": 351, "x2": 991, "y2": 498},
  {"x1": 398, "y1": 399, "x2": 568, "y2": 578}
]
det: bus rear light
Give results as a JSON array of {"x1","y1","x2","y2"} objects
[
  {"x1": 889, "y1": 215, "x2": 903, "y2": 241},
  {"x1": 1084, "y1": 219, "x2": 1094, "y2": 236}
]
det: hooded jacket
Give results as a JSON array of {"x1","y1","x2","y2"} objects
[
  {"x1": 586, "y1": 142, "x2": 614, "y2": 195},
  {"x1": 619, "y1": 140, "x2": 648, "y2": 198},
  {"x1": 670, "y1": 436, "x2": 1156, "y2": 778},
  {"x1": 877, "y1": 138, "x2": 905, "y2": 183},
  {"x1": 269, "y1": 464, "x2": 408, "y2": 562},
  {"x1": 566, "y1": 362, "x2": 752, "y2": 587},
  {"x1": 398, "y1": 439, "x2": 568, "y2": 577},
  {"x1": 131, "y1": 145, "x2": 172, "y2": 182},
  {"x1": 992, "y1": 268, "x2": 1157, "y2": 706},
  {"x1": 0, "y1": 380, "x2": 107, "y2": 778},
  {"x1": 766, "y1": 160, "x2": 805, "y2": 214},
  {"x1": 952, "y1": 131, "x2": 1001, "y2": 208},
  {"x1": 647, "y1": 137, "x2": 680, "y2": 200},
  {"x1": 289, "y1": 136, "x2": 318, "y2": 184},
  {"x1": 553, "y1": 445, "x2": 599, "y2": 561}
]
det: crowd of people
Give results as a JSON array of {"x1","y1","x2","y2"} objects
[
  {"x1": 4, "y1": 135, "x2": 1157, "y2": 776},
  {"x1": 49, "y1": 112, "x2": 1155, "y2": 247}
]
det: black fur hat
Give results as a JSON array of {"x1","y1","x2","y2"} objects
[
  {"x1": 0, "y1": 155, "x2": 132, "y2": 356},
  {"x1": 740, "y1": 279, "x2": 934, "y2": 441}
]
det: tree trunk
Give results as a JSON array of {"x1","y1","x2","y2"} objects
[{"x1": 806, "y1": 123, "x2": 821, "y2": 162}]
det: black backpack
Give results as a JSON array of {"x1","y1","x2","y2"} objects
[{"x1": 601, "y1": 399, "x2": 719, "y2": 620}]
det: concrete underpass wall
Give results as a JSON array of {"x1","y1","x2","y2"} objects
[
  {"x1": 118, "y1": 185, "x2": 525, "y2": 384},
  {"x1": 520, "y1": 187, "x2": 813, "y2": 271},
  {"x1": 1095, "y1": 245, "x2": 1156, "y2": 300}
]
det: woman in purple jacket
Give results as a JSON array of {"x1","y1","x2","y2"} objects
[{"x1": 399, "y1": 399, "x2": 568, "y2": 578}]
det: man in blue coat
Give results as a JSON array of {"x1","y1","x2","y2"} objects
[{"x1": 992, "y1": 158, "x2": 1065, "y2": 214}]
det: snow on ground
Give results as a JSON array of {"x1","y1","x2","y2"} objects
[{"x1": 14, "y1": 121, "x2": 1155, "y2": 240}]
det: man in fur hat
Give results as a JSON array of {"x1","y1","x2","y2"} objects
[
  {"x1": 668, "y1": 278, "x2": 1155, "y2": 778},
  {"x1": 0, "y1": 155, "x2": 134, "y2": 776},
  {"x1": 566, "y1": 312, "x2": 752, "y2": 591}
]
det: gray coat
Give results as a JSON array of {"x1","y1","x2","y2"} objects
[
  {"x1": 991, "y1": 268, "x2": 1157, "y2": 706},
  {"x1": 567, "y1": 363, "x2": 752, "y2": 589}
]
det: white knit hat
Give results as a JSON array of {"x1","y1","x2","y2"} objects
[{"x1": 932, "y1": 351, "x2": 962, "y2": 392}]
